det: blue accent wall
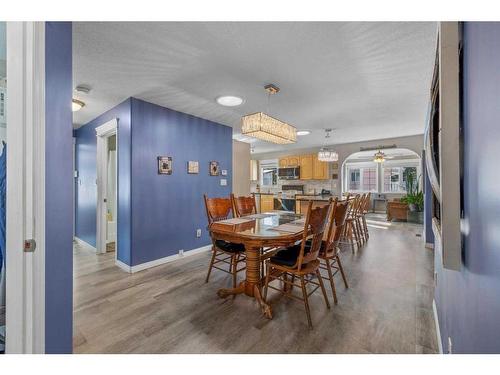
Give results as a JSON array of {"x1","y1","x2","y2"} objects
[
  {"x1": 435, "y1": 22, "x2": 500, "y2": 353},
  {"x1": 130, "y1": 98, "x2": 232, "y2": 265},
  {"x1": 74, "y1": 98, "x2": 132, "y2": 265},
  {"x1": 45, "y1": 22, "x2": 73, "y2": 354},
  {"x1": 74, "y1": 98, "x2": 233, "y2": 267}
]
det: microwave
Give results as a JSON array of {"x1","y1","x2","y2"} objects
[{"x1": 278, "y1": 167, "x2": 300, "y2": 180}]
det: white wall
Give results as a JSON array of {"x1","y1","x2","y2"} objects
[{"x1": 232, "y1": 140, "x2": 251, "y2": 196}]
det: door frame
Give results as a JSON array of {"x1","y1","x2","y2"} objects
[
  {"x1": 95, "y1": 119, "x2": 118, "y2": 256},
  {"x1": 5, "y1": 21, "x2": 46, "y2": 353}
]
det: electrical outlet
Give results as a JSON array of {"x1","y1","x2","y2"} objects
[
  {"x1": 447, "y1": 337, "x2": 453, "y2": 354},
  {"x1": 196, "y1": 229, "x2": 202, "y2": 238},
  {"x1": 179, "y1": 249, "x2": 184, "y2": 256}
]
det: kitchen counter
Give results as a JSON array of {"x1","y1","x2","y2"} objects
[{"x1": 295, "y1": 194, "x2": 335, "y2": 201}]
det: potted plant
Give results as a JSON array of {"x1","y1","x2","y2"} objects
[{"x1": 401, "y1": 169, "x2": 424, "y2": 223}]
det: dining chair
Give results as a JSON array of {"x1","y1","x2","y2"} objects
[
  {"x1": 360, "y1": 192, "x2": 371, "y2": 242},
  {"x1": 204, "y1": 194, "x2": 246, "y2": 288},
  {"x1": 231, "y1": 193, "x2": 258, "y2": 217},
  {"x1": 342, "y1": 194, "x2": 362, "y2": 252},
  {"x1": 317, "y1": 197, "x2": 350, "y2": 304},
  {"x1": 263, "y1": 201, "x2": 331, "y2": 329}
]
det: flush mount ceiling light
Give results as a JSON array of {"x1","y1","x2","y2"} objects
[
  {"x1": 373, "y1": 150, "x2": 386, "y2": 163},
  {"x1": 241, "y1": 84, "x2": 297, "y2": 144},
  {"x1": 297, "y1": 130, "x2": 311, "y2": 136},
  {"x1": 72, "y1": 98, "x2": 85, "y2": 112},
  {"x1": 216, "y1": 95, "x2": 244, "y2": 107},
  {"x1": 317, "y1": 129, "x2": 338, "y2": 162}
]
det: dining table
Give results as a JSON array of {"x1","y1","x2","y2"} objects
[{"x1": 208, "y1": 211, "x2": 306, "y2": 319}]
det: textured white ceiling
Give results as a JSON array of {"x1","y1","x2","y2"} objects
[{"x1": 73, "y1": 22, "x2": 437, "y2": 153}]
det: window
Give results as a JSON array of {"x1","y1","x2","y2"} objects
[
  {"x1": 383, "y1": 166, "x2": 418, "y2": 193},
  {"x1": 260, "y1": 160, "x2": 278, "y2": 187},
  {"x1": 345, "y1": 165, "x2": 377, "y2": 193}
]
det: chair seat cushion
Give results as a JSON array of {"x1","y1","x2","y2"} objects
[
  {"x1": 270, "y1": 245, "x2": 301, "y2": 267},
  {"x1": 270, "y1": 243, "x2": 314, "y2": 267},
  {"x1": 305, "y1": 239, "x2": 326, "y2": 253},
  {"x1": 215, "y1": 239, "x2": 245, "y2": 253}
]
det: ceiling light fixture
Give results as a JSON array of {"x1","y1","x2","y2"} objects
[
  {"x1": 216, "y1": 95, "x2": 244, "y2": 107},
  {"x1": 297, "y1": 130, "x2": 311, "y2": 136},
  {"x1": 317, "y1": 129, "x2": 338, "y2": 162},
  {"x1": 373, "y1": 150, "x2": 386, "y2": 163},
  {"x1": 241, "y1": 84, "x2": 297, "y2": 144},
  {"x1": 72, "y1": 98, "x2": 85, "y2": 112}
]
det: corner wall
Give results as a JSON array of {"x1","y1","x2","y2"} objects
[
  {"x1": 232, "y1": 140, "x2": 250, "y2": 196},
  {"x1": 130, "y1": 98, "x2": 232, "y2": 266},
  {"x1": 434, "y1": 22, "x2": 500, "y2": 353},
  {"x1": 74, "y1": 98, "x2": 132, "y2": 265},
  {"x1": 44, "y1": 21, "x2": 73, "y2": 354}
]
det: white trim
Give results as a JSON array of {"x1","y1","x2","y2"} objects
[
  {"x1": 5, "y1": 21, "x2": 46, "y2": 354},
  {"x1": 74, "y1": 237, "x2": 96, "y2": 253},
  {"x1": 95, "y1": 119, "x2": 117, "y2": 256},
  {"x1": 115, "y1": 245, "x2": 212, "y2": 274},
  {"x1": 433, "y1": 299, "x2": 444, "y2": 354},
  {"x1": 114, "y1": 259, "x2": 132, "y2": 273}
]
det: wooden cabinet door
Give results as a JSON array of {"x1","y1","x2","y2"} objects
[
  {"x1": 279, "y1": 158, "x2": 288, "y2": 168},
  {"x1": 313, "y1": 155, "x2": 329, "y2": 180},
  {"x1": 299, "y1": 154, "x2": 313, "y2": 180},
  {"x1": 287, "y1": 156, "x2": 300, "y2": 167},
  {"x1": 260, "y1": 195, "x2": 274, "y2": 212}
]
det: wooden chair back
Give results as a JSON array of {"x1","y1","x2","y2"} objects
[
  {"x1": 231, "y1": 193, "x2": 257, "y2": 217},
  {"x1": 363, "y1": 192, "x2": 371, "y2": 212},
  {"x1": 203, "y1": 194, "x2": 233, "y2": 226},
  {"x1": 295, "y1": 201, "x2": 331, "y2": 271},
  {"x1": 324, "y1": 198, "x2": 350, "y2": 255}
]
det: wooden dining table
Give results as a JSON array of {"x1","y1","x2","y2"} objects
[{"x1": 209, "y1": 211, "x2": 306, "y2": 319}]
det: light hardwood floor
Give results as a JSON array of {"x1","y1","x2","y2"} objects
[{"x1": 73, "y1": 215, "x2": 438, "y2": 354}]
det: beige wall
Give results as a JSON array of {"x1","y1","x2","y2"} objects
[{"x1": 232, "y1": 140, "x2": 251, "y2": 196}]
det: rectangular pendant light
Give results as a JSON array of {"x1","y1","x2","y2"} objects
[{"x1": 241, "y1": 112, "x2": 297, "y2": 144}]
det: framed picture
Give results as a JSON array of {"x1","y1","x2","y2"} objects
[
  {"x1": 332, "y1": 173, "x2": 338, "y2": 180},
  {"x1": 221, "y1": 169, "x2": 228, "y2": 176},
  {"x1": 332, "y1": 162, "x2": 339, "y2": 170},
  {"x1": 158, "y1": 156, "x2": 172, "y2": 175},
  {"x1": 209, "y1": 161, "x2": 220, "y2": 176},
  {"x1": 187, "y1": 160, "x2": 199, "y2": 174}
]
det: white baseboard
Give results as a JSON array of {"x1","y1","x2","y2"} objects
[
  {"x1": 115, "y1": 259, "x2": 132, "y2": 273},
  {"x1": 74, "y1": 236, "x2": 97, "y2": 252},
  {"x1": 115, "y1": 244, "x2": 212, "y2": 274},
  {"x1": 425, "y1": 242, "x2": 435, "y2": 249},
  {"x1": 433, "y1": 299, "x2": 444, "y2": 354}
]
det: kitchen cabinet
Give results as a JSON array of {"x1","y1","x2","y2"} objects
[
  {"x1": 313, "y1": 154, "x2": 329, "y2": 180},
  {"x1": 260, "y1": 195, "x2": 274, "y2": 212},
  {"x1": 279, "y1": 156, "x2": 299, "y2": 167},
  {"x1": 279, "y1": 154, "x2": 329, "y2": 180},
  {"x1": 299, "y1": 154, "x2": 313, "y2": 180}
]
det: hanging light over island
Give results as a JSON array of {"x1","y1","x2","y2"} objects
[{"x1": 241, "y1": 84, "x2": 297, "y2": 144}]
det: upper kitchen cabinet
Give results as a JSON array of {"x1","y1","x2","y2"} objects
[
  {"x1": 313, "y1": 155, "x2": 329, "y2": 179},
  {"x1": 279, "y1": 156, "x2": 299, "y2": 167},
  {"x1": 299, "y1": 154, "x2": 313, "y2": 180}
]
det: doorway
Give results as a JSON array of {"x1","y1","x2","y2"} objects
[{"x1": 96, "y1": 119, "x2": 118, "y2": 256}]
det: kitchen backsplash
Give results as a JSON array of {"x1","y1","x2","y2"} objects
[{"x1": 251, "y1": 178, "x2": 340, "y2": 195}]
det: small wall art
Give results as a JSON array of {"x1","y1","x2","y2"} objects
[
  {"x1": 187, "y1": 160, "x2": 199, "y2": 174},
  {"x1": 332, "y1": 173, "x2": 338, "y2": 180},
  {"x1": 158, "y1": 156, "x2": 172, "y2": 175},
  {"x1": 332, "y1": 162, "x2": 339, "y2": 170},
  {"x1": 209, "y1": 161, "x2": 220, "y2": 176},
  {"x1": 221, "y1": 169, "x2": 228, "y2": 176}
]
